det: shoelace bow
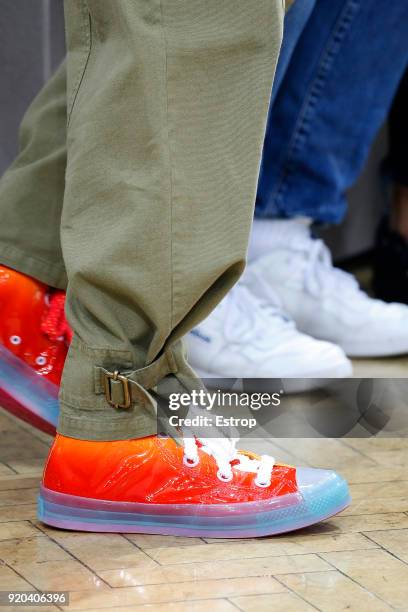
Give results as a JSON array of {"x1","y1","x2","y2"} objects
[
  {"x1": 41, "y1": 291, "x2": 73, "y2": 344},
  {"x1": 183, "y1": 436, "x2": 275, "y2": 487}
]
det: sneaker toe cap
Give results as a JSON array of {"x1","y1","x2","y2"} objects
[{"x1": 296, "y1": 467, "x2": 351, "y2": 513}]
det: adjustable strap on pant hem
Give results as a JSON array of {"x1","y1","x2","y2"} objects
[{"x1": 94, "y1": 348, "x2": 179, "y2": 411}]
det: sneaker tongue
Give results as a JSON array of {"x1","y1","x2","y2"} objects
[
  {"x1": 270, "y1": 219, "x2": 312, "y2": 250},
  {"x1": 250, "y1": 218, "x2": 312, "y2": 261}
]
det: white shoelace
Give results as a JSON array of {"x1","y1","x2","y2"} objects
[
  {"x1": 304, "y1": 238, "x2": 360, "y2": 297},
  {"x1": 183, "y1": 435, "x2": 275, "y2": 487},
  {"x1": 220, "y1": 285, "x2": 295, "y2": 347},
  {"x1": 303, "y1": 238, "x2": 390, "y2": 314}
]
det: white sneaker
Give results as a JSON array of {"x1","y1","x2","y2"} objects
[
  {"x1": 244, "y1": 219, "x2": 408, "y2": 357},
  {"x1": 185, "y1": 283, "x2": 352, "y2": 392}
]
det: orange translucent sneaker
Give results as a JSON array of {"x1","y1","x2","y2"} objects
[
  {"x1": 0, "y1": 266, "x2": 71, "y2": 434},
  {"x1": 38, "y1": 433, "x2": 351, "y2": 537}
]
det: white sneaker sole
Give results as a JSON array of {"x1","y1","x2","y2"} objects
[
  {"x1": 341, "y1": 337, "x2": 408, "y2": 358},
  {"x1": 195, "y1": 359, "x2": 352, "y2": 393}
]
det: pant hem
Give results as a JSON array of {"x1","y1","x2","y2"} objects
[
  {"x1": 0, "y1": 243, "x2": 67, "y2": 289},
  {"x1": 58, "y1": 402, "x2": 158, "y2": 441}
]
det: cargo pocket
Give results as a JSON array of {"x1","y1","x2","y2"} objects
[{"x1": 64, "y1": 0, "x2": 92, "y2": 125}]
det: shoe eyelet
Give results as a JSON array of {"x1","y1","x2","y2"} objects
[
  {"x1": 217, "y1": 469, "x2": 233, "y2": 483},
  {"x1": 183, "y1": 455, "x2": 199, "y2": 468},
  {"x1": 35, "y1": 356, "x2": 47, "y2": 366},
  {"x1": 254, "y1": 479, "x2": 270, "y2": 488},
  {"x1": 10, "y1": 335, "x2": 21, "y2": 345}
]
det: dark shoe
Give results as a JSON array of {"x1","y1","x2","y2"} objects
[{"x1": 373, "y1": 219, "x2": 408, "y2": 305}]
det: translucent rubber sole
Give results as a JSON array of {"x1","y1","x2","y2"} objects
[
  {"x1": 38, "y1": 477, "x2": 351, "y2": 538},
  {"x1": 0, "y1": 345, "x2": 58, "y2": 434}
]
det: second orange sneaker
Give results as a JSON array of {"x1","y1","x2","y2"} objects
[{"x1": 0, "y1": 266, "x2": 71, "y2": 434}]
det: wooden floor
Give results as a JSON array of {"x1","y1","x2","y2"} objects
[{"x1": 0, "y1": 371, "x2": 407, "y2": 612}]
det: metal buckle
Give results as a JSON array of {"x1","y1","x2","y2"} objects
[{"x1": 103, "y1": 370, "x2": 131, "y2": 409}]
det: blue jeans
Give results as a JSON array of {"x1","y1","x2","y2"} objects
[{"x1": 256, "y1": 0, "x2": 408, "y2": 224}]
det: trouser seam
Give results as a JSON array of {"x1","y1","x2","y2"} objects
[
  {"x1": 66, "y1": 335, "x2": 134, "y2": 361},
  {"x1": 159, "y1": 1, "x2": 174, "y2": 334},
  {"x1": 59, "y1": 397, "x2": 147, "y2": 416},
  {"x1": 66, "y1": 1, "x2": 93, "y2": 125},
  {"x1": 269, "y1": 0, "x2": 361, "y2": 214}
]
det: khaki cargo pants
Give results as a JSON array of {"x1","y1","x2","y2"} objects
[{"x1": 0, "y1": 1, "x2": 284, "y2": 440}]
